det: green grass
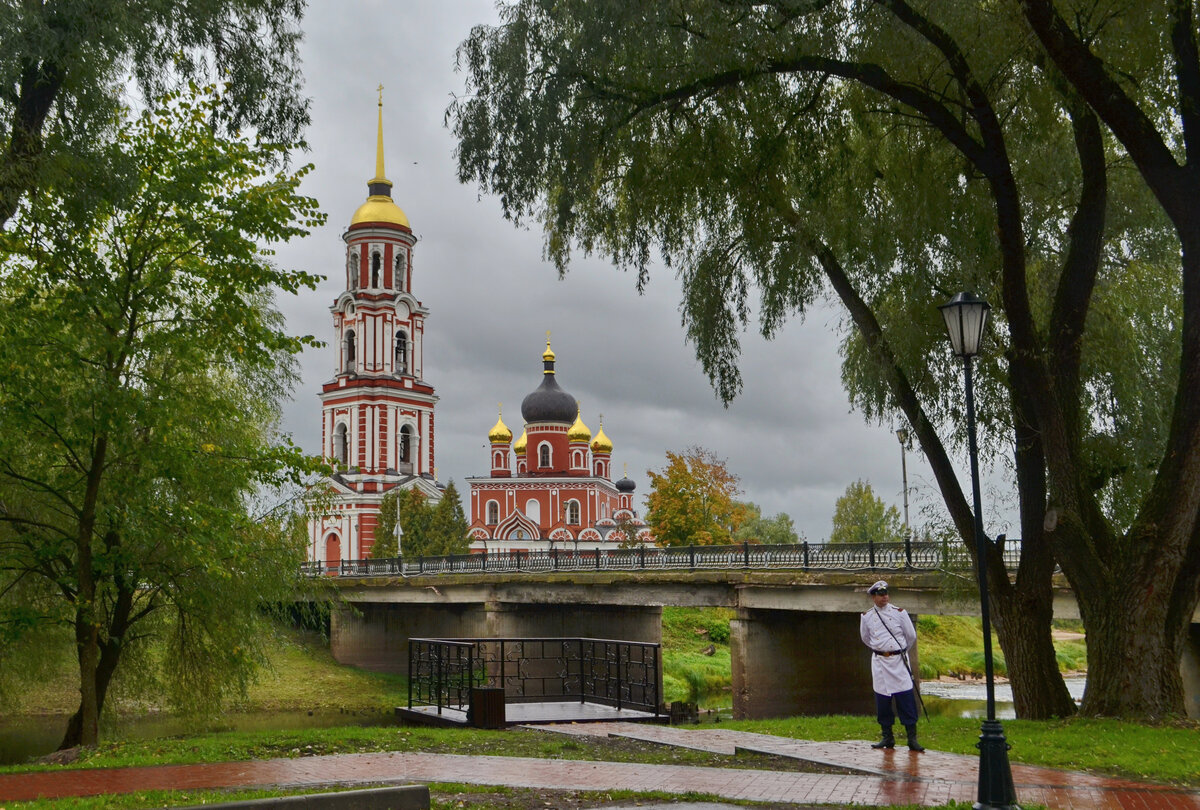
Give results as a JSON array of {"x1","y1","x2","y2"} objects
[{"x1": 661, "y1": 606, "x2": 734, "y2": 705}]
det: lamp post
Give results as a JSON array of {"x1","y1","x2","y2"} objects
[
  {"x1": 896, "y1": 428, "x2": 910, "y2": 539},
  {"x1": 938, "y1": 291, "x2": 1017, "y2": 810}
]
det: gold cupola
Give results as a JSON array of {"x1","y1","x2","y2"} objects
[
  {"x1": 568, "y1": 404, "x2": 591, "y2": 443},
  {"x1": 513, "y1": 429, "x2": 528, "y2": 455},
  {"x1": 591, "y1": 419, "x2": 613, "y2": 454},
  {"x1": 350, "y1": 87, "x2": 411, "y2": 229},
  {"x1": 488, "y1": 404, "x2": 513, "y2": 444}
]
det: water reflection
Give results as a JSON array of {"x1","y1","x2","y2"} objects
[{"x1": 919, "y1": 676, "x2": 1087, "y2": 719}]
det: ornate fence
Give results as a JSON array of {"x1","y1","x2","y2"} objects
[
  {"x1": 407, "y1": 637, "x2": 662, "y2": 717},
  {"x1": 303, "y1": 538, "x2": 1019, "y2": 578}
]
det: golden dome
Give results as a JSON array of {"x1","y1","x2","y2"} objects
[
  {"x1": 514, "y1": 429, "x2": 528, "y2": 455},
  {"x1": 488, "y1": 405, "x2": 512, "y2": 444},
  {"x1": 542, "y1": 334, "x2": 555, "y2": 363},
  {"x1": 350, "y1": 88, "x2": 411, "y2": 229},
  {"x1": 591, "y1": 420, "x2": 613, "y2": 454},
  {"x1": 351, "y1": 196, "x2": 410, "y2": 228},
  {"x1": 568, "y1": 406, "x2": 591, "y2": 443}
]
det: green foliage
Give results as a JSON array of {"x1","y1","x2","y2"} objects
[
  {"x1": 0, "y1": 0, "x2": 309, "y2": 226},
  {"x1": 645, "y1": 447, "x2": 741, "y2": 546},
  {"x1": 829, "y1": 480, "x2": 904, "y2": 544},
  {"x1": 661, "y1": 607, "x2": 733, "y2": 705},
  {"x1": 732, "y1": 502, "x2": 800, "y2": 544},
  {"x1": 0, "y1": 86, "x2": 324, "y2": 746},
  {"x1": 373, "y1": 482, "x2": 469, "y2": 559}
]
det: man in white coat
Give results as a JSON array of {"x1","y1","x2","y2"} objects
[{"x1": 859, "y1": 580, "x2": 924, "y2": 752}]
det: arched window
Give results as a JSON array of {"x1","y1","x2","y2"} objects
[
  {"x1": 333, "y1": 423, "x2": 348, "y2": 465},
  {"x1": 344, "y1": 330, "x2": 356, "y2": 372},
  {"x1": 347, "y1": 251, "x2": 358, "y2": 288},
  {"x1": 486, "y1": 501, "x2": 499, "y2": 525},
  {"x1": 566, "y1": 500, "x2": 580, "y2": 525},
  {"x1": 538, "y1": 443, "x2": 551, "y2": 468},
  {"x1": 525, "y1": 499, "x2": 541, "y2": 523},
  {"x1": 371, "y1": 252, "x2": 381, "y2": 288},
  {"x1": 395, "y1": 330, "x2": 408, "y2": 374},
  {"x1": 394, "y1": 253, "x2": 407, "y2": 291},
  {"x1": 399, "y1": 424, "x2": 413, "y2": 463}
]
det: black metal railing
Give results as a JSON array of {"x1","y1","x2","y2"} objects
[
  {"x1": 407, "y1": 637, "x2": 662, "y2": 717},
  {"x1": 302, "y1": 538, "x2": 1021, "y2": 578}
]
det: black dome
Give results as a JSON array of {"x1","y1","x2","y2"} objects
[
  {"x1": 521, "y1": 373, "x2": 577, "y2": 423},
  {"x1": 615, "y1": 476, "x2": 636, "y2": 493}
]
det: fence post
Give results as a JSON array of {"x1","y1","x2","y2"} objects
[
  {"x1": 904, "y1": 532, "x2": 912, "y2": 568},
  {"x1": 639, "y1": 544, "x2": 646, "y2": 568},
  {"x1": 616, "y1": 642, "x2": 624, "y2": 711},
  {"x1": 419, "y1": 556, "x2": 425, "y2": 574},
  {"x1": 689, "y1": 545, "x2": 696, "y2": 571},
  {"x1": 869, "y1": 539, "x2": 876, "y2": 568},
  {"x1": 553, "y1": 547, "x2": 558, "y2": 570},
  {"x1": 482, "y1": 548, "x2": 488, "y2": 571},
  {"x1": 802, "y1": 541, "x2": 810, "y2": 570},
  {"x1": 436, "y1": 644, "x2": 444, "y2": 716},
  {"x1": 743, "y1": 540, "x2": 750, "y2": 568},
  {"x1": 595, "y1": 548, "x2": 601, "y2": 569},
  {"x1": 407, "y1": 642, "x2": 414, "y2": 709}
]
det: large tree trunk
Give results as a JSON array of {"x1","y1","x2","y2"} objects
[
  {"x1": 991, "y1": 567, "x2": 1077, "y2": 718},
  {"x1": 61, "y1": 634, "x2": 122, "y2": 750}
]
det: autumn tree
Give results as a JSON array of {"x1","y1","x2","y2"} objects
[
  {"x1": 0, "y1": 88, "x2": 323, "y2": 748},
  {"x1": 448, "y1": 0, "x2": 1200, "y2": 718},
  {"x1": 646, "y1": 448, "x2": 742, "y2": 546},
  {"x1": 0, "y1": 0, "x2": 310, "y2": 229},
  {"x1": 830, "y1": 481, "x2": 905, "y2": 545}
]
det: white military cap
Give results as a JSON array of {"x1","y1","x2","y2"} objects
[{"x1": 868, "y1": 580, "x2": 889, "y2": 594}]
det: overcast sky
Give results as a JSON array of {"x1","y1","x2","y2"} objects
[{"x1": 270, "y1": 1, "x2": 973, "y2": 542}]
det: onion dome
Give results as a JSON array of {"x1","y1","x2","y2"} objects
[
  {"x1": 488, "y1": 405, "x2": 512, "y2": 444},
  {"x1": 591, "y1": 419, "x2": 613, "y2": 454},
  {"x1": 568, "y1": 406, "x2": 591, "y2": 443},
  {"x1": 616, "y1": 475, "x2": 636, "y2": 493},
  {"x1": 514, "y1": 429, "x2": 528, "y2": 455},
  {"x1": 520, "y1": 338, "x2": 577, "y2": 423},
  {"x1": 350, "y1": 92, "x2": 411, "y2": 228}
]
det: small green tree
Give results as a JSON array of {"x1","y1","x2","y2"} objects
[
  {"x1": 373, "y1": 488, "x2": 431, "y2": 558},
  {"x1": 733, "y1": 502, "x2": 800, "y2": 545},
  {"x1": 427, "y1": 481, "x2": 470, "y2": 556},
  {"x1": 829, "y1": 480, "x2": 905, "y2": 545}
]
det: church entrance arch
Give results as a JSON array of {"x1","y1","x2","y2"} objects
[{"x1": 324, "y1": 533, "x2": 341, "y2": 573}]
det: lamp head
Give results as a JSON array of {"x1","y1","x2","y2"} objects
[{"x1": 939, "y1": 291, "x2": 991, "y2": 358}]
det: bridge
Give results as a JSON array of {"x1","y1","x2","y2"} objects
[{"x1": 310, "y1": 541, "x2": 1200, "y2": 719}]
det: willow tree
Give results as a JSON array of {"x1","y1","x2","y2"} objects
[
  {"x1": 450, "y1": 0, "x2": 1195, "y2": 718},
  {"x1": 0, "y1": 0, "x2": 309, "y2": 227},
  {"x1": 0, "y1": 88, "x2": 324, "y2": 748}
]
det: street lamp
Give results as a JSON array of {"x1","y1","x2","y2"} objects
[
  {"x1": 896, "y1": 427, "x2": 910, "y2": 539},
  {"x1": 939, "y1": 291, "x2": 1017, "y2": 810}
]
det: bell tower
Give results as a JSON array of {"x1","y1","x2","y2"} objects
[{"x1": 311, "y1": 89, "x2": 441, "y2": 566}]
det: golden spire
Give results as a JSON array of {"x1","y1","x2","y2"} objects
[
  {"x1": 542, "y1": 331, "x2": 556, "y2": 363},
  {"x1": 489, "y1": 403, "x2": 513, "y2": 444},
  {"x1": 568, "y1": 402, "x2": 591, "y2": 443},
  {"x1": 370, "y1": 84, "x2": 391, "y2": 188},
  {"x1": 591, "y1": 415, "x2": 613, "y2": 454},
  {"x1": 351, "y1": 85, "x2": 409, "y2": 228}
]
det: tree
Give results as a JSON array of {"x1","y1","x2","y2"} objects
[
  {"x1": 0, "y1": 0, "x2": 309, "y2": 229},
  {"x1": 0, "y1": 88, "x2": 323, "y2": 749},
  {"x1": 733, "y1": 502, "x2": 801, "y2": 545},
  {"x1": 374, "y1": 483, "x2": 470, "y2": 559},
  {"x1": 830, "y1": 481, "x2": 905, "y2": 545},
  {"x1": 449, "y1": 1, "x2": 1200, "y2": 718},
  {"x1": 646, "y1": 448, "x2": 742, "y2": 546}
]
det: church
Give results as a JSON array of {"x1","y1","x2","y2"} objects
[
  {"x1": 465, "y1": 340, "x2": 651, "y2": 552},
  {"x1": 308, "y1": 96, "x2": 442, "y2": 567},
  {"x1": 309, "y1": 98, "x2": 650, "y2": 566}
]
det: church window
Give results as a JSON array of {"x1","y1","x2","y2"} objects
[
  {"x1": 525, "y1": 499, "x2": 541, "y2": 523},
  {"x1": 347, "y1": 251, "x2": 358, "y2": 288},
  {"x1": 399, "y1": 424, "x2": 413, "y2": 464},
  {"x1": 395, "y1": 330, "x2": 408, "y2": 374},
  {"x1": 333, "y1": 423, "x2": 348, "y2": 465},
  {"x1": 371, "y1": 252, "x2": 381, "y2": 288},
  {"x1": 394, "y1": 252, "x2": 407, "y2": 290},
  {"x1": 566, "y1": 500, "x2": 580, "y2": 525},
  {"x1": 344, "y1": 330, "x2": 356, "y2": 371},
  {"x1": 538, "y1": 443, "x2": 551, "y2": 468},
  {"x1": 486, "y1": 501, "x2": 499, "y2": 525}
]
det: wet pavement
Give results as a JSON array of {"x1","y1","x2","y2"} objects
[{"x1": 0, "y1": 723, "x2": 1195, "y2": 808}]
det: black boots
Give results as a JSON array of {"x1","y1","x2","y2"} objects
[
  {"x1": 870, "y1": 726, "x2": 895, "y2": 749},
  {"x1": 904, "y1": 724, "x2": 925, "y2": 752}
]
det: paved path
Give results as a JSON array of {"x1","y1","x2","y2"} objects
[{"x1": 0, "y1": 724, "x2": 1196, "y2": 808}]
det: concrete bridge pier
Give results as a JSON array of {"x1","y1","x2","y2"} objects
[
  {"x1": 330, "y1": 602, "x2": 662, "y2": 675},
  {"x1": 1184, "y1": 622, "x2": 1200, "y2": 720},
  {"x1": 731, "y1": 608, "x2": 919, "y2": 719}
]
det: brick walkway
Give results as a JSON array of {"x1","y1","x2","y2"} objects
[{"x1": 0, "y1": 725, "x2": 1195, "y2": 808}]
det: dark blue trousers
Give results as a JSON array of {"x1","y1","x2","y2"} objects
[{"x1": 875, "y1": 689, "x2": 918, "y2": 727}]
